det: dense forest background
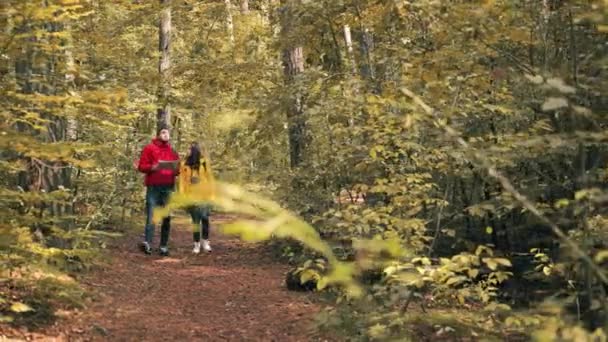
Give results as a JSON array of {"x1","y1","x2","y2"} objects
[{"x1": 1, "y1": 0, "x2": 608, "y2": 340}]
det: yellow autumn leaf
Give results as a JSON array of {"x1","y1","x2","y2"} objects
[
  {"x1": 368, "y1": 324, "x2": 387, "y2": 339},
  {"x1": 10, "y1": 302, "x2": 34, "y2": 313},
  {"x1": 494, "y1": 258, "x2": 512, "y2": 267},
  {"x1": 457, "y1": 292, "x2": 465, "y2": 305},
  {"x1": 507, "y1": 29, "x2": 529, "y2": 42},
  {"x1": 0, "y1": 315, "x2": 14, "y2": 323},
  {"x1": 483, "y1": 258, "x2": 498, "y2": 271},
  {"x1": 468, "y1": 268, "x2": 479, "y2": 279},
  {"x1": 542, "y1": 97, "x2": 568, "y2": 111},
  {"x1": 594, "y1": 250, "x2": 608, "y2": 263}
]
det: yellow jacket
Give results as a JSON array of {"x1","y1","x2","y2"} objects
[{"x1": 178, "y1": 159, "x2": 212, "y2": 194}]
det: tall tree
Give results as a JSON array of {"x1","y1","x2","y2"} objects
[
  {"x1": 343, "y1": 25, "x2": 356, "y2": 75},
  {"x1": 158, "y1": 0, "x2": 172, "y2": 130},
  {"x1": 225, "y1": 0, "x2": 235, "y2": 46},
  {"x1": 280, "y1": 0, "x2": 306, "y2": 168},
  {"x1": 240, "y1": 0, "x2": 249, "y2": 15}
]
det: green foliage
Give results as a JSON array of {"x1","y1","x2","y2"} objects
[
  {"x1": 1, "y1": 0, "x2": 139, "y2": 328},
  {"x1": 155, "y1": 179, "x2": 409, "y2": 297},
  {"x1": 233, "y1": 0, "x2": 608, "y2": 339},
  {"x1": 2, "y1": 0, "x2": 608, "y2": 339}
]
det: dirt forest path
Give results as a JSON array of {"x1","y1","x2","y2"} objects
[{"x1": 10, "y1": 215, "x2": 333, "y2": 342}]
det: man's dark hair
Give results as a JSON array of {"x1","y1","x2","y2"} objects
[{"x1": 157, "y1": 124, "x2": 170, "y2": 136}]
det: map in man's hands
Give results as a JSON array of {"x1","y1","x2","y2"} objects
[{"x1": 157, "y1": 160, "x2": 179, "y2": 170}]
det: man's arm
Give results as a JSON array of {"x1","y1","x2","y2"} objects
[{"x1": 137, "y1": 146, "x2": 157, "y2": 173}]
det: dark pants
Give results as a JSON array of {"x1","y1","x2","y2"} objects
[
  {"x1": 144, "y1": 185, "x2": 174, "y2": 247},
  {"x1": 189, "y1": 206, "x2": 210, "y2": 242}
]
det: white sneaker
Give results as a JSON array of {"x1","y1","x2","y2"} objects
[
  {"x1": 202, "y1": 240, "x2": 212, "y2": 252},
  {"x1": 193, "y1": 242, "x2": 201, "y2": 254}
]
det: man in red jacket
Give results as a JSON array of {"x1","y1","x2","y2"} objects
[{"x1": 137, "y1": 125, "x2": 180, "y2": 256}]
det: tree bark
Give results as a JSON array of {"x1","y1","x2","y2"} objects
[
  {"x1": 283, "y1": 47, "x2": 305, "y2": 168},
  {"x1": 326, "y1": 18, "x2": 342, "y2": 71},
  {"x1": 568, "y1": 7, "x2": 577, "y2": 85},
  {"x1": 280, "y1": 0, "x2": 306, "y2": 168},
  {"x1": 360, "y1": 27, "x2": 375, "y2": 80},
  {"x1": 62, "y1": 22, "x2": 78, "y2": 216},
  {"x1": 352, "y1": 4, "x2": 375, "y2": 81},
  {"x1": 343, "y1": 25, "x2": 357, "y2": 75},
  {"x1": 64, "y1": 23, "x2": 78, "y2": 141},
  {"x1": 225, "y1": 0, "x2": 235, "y2": 46},
  {"x1": 541, "y1": 0, "x2": 550, "y2": 74},
  {"x1": 158, "y1": 0, "x2": 172, "y2": 130},
  {"x1": 240, "y1": 0, "x2": 249, "y2": 14}
]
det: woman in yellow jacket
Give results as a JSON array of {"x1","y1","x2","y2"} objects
[{"x1": 180, "y1": 142, "x2": 212, "y2": 254}]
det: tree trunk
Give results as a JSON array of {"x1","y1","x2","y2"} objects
[
  {"x1": 280, "y1": 0, "x2": 306, "y2": 168},
  {"x1": 225, "y1": 0, "x2": 235, "y2": 46},
  {"x1": 63, "y1": 23, "x2": 78, "y2": 216},
  {"x1": 158, "y1": 0, "x2": 172, "y2": 130},
  {"x1": 360, "y1": 27, "x2": 375, "y2": 81},
  {"x1": 283, "y1": 47, "x2": 305, "y2": 168},
  {"x1": 343, "y1": 25, "x2": 357, "y2": 75},
  {"x1": 64, "y1": 24, "x2": 78, "y2": 141},
  {"x1": 240, "y1": 0, "x2": 249, "y2": 14},
  {"x1": 541, "y1": 0, "x2": 550, "y2": 74},
  {"x1": 343, "y1": 24, "x2": 358, "y2": 128},
  {"x1": 283, "y1": 47, "x2": 304, "y2": 77},
  {"x1": 568, "y1": 7, "x2": 577, "y2": 85},
  {"x1": 326, "y1": 18, "x2": 342, "y2": 71}
]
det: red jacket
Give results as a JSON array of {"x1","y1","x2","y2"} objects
[{"x1": 137, "y1": 138, "x2": 180, "y2": 186}]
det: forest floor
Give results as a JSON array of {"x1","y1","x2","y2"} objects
[{"x1": 1, "y1": 214, "x2": 334, "y2": 342}]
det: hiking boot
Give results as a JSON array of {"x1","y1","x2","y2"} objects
[
  {"x1": 140, "y1": 241, "x2": 152, "y2": 255},
  {"x1": 202, "y1": 240, "x2": 212, "y2": 253},
  {"x1": 193, "y1": 242, "x2": 201, "y2": 254},
  {"x1": 159, "y1": 246, "x2": 170, "y2": 256}
]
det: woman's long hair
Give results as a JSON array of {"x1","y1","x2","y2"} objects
[{"x1": 186, "y1": 142, "x2": 201, "y2": 170}]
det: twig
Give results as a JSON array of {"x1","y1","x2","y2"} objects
[
  {"x1": 401, "y1": 87, "x2": 608, "y2": 286},
  {"x1": 83, "y1": 188, "x2": 117, "y2": 231},
  {"x1": 427, "y1": 184, "x2": 449, "y2": 257},
  {"x1": 205, "y1": 13, "x2": 221, "y2": 44},
  {"x1": 81, "y1": 281, "x2": 108, "y2": 288},
  {"x1": 32, "y1": 158, "x2": 73, "y2": 170}
]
